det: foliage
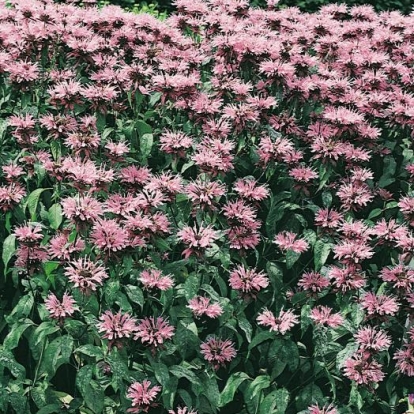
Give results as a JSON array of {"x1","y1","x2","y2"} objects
[{"x1": 0, "y1": 1, "x2": 414, "y2": 414}]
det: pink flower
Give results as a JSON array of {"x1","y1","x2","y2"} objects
[
  {"x1": 343, "y1": 353, "x2": 385, "y2": 384},
  {"x1": 48, "y1": 233, "x2": 85, "y2": 261},
  {"x1": 233, "y1": 178, "x2": 269, "y2": 202},
  {"x1": 394, "y1": 346, "x2": 414, "y2": 376},
  {"x1": 65, "y1": 258, "x2": 108, "y2": 294},
  {"x1": 45, "y1": 292, "x2": 76, "y2": 320},
  {"x1": 354, "y1": 327, "x2": 391, "y2": 352},
  {"x1": 91, "y1": 219, "x2": 128, "y2": 252},
  {"x1": 187, "y1": 296, "x2": 223, "y2": 318},
  {"x1": 139, "y1": 269, "x2": 174, "y2": 291},
  {"x1": 298, "y1": 271, "x2": 330, "y2": 293},
  {"x1": 159, "y1": 130, "x2": 193, "y2": 157},
  {"x1": 274, "y1": 231, "x2": 309, "y2": 253},
  {"x1": 177, "y1": 225, "x2": 219, "y2": 259},
  {"x1": 0, "y1": 183, "x2": 26, "y2": 211},
  {"x1": 200, "y1": 337, "x2": 237, "y2": 370},
  {"x1": 14, "y1": 225, "x2": 43, "y2": 245},
  {"x1": 61, "y1": 195, "x2": 103, "y2": 223},
  {"x1": 310, "y1": 306, "x2": 344, "y2": 328},
  {"x1": 186, "y1": 179, "x2": 226, "y2": 210},
  {"x1": 229, "y1": 265, "x2": 269, "y2": 297},
  {"x1": 308, "y1": 404, "x2": 338, "y2": 414},
  {"x1": 333, "y1": 241, "x2": 374, "y2": 264},
  {"x1": 360, "y1": 292, "x2": 399, "y2": 316},
  {"x1": 379, "y1": 264, "x2": 414, "y2": 290},
  {"x1": 97, "y1": 310, "x2": 138, "y2": 341},
  {"x1": 257, "y1": 308, "x2": 299, "y2": 334},
  {"x1": 127, "y1": 380, "x2": 161, "y2": 413},
  {"x1": 134, "y1": 317, "x2": 175, "y2": 348}
]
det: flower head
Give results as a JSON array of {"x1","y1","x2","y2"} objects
[
  {"x1": 45, "y1": 292, "x2": 76, "y2": 320},
  {"x1": 134, "y1": 317, "x2": 175, "y2": 349},
  {"x1": 200, "y1": 337, "x2": 237, "y2": 370},
  {"x1": 127, "y1": 380, "x2": 161, "y2": 413},
  {"x1": 257, "y1": 308, "x2": 299, "y2": 334}
]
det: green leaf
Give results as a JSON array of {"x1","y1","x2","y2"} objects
[
  {"x1": 76, "y1": 365, "x2": 104, "y2": 413},
  {"x1": 0, "y1": 346, "x2": 26, "y2": 378},
  {"x1": 3, "y1": 319, "x2": 33, "y2": 350},
  {"x1": 170, "y1": 364, "x2": 201, "y2": 386},
  {"x1": 244, "y1": 375, "x2": 271, "y2": 413},
  {"x1": 141, "y1": 133, "x2": 153, "y2": 161},
  {"x1": 107, "y1": 350, "x2": 130, "y2": 392},
  {"x1": 286, "y1": 250, "x2": 301, "y2": 269},
  {"x1": 259, "y1": 388, "x2": 290, "y2": 414},
  {"x1": 174, "y1": 321, "x2": 199, "y2": 359},
  {"x1": 238, "y1": 316, "x2": 253, "y2": 343},
  {"x1": 295, "y1": 384, "x2": 324, "y2": 411},
  {"x1": 183, "y1": 273, "x2": 200, "y2": 300},
  {"x1": 48, "y1": 203, "x2": 62, "y2": 230},
  {"x1": 218, "y1": 372, "x2": 250, "y2": 407},
  {"x1": 39, "y1": 335, "x2": 73, "y2": 379},
  {"x1": 6, "y1": 292, "x2": 34, "y2": 324},
  {"x1": 25, "y1": 188, "x2": 51, "y2": 220},
  {"x1": 76, "y1": 345, "x2": 104, "y2": 360},
  {"x1": 248, "y1": 331, "x2": 274, "y2": 357},
  {"x1": 2, "y1": 234, "x2": 16, "y2": 274},
  {"x1": 124, "y1": 285, "x2": 144, "y2": 309},
  {"x1": 314, "y1": 240, "x2": 333, "y2": 271}
]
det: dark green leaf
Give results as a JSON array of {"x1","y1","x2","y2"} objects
[{"x1": 218, "y1": 372, "x2": 250, "y2": 407}]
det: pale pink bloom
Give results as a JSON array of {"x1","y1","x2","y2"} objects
[
  {"x1": 343, "y1": 353, "x2": 385, "y2": 384},
  {"x1": 159, "y1": 130, "x2": 193, "y2": 157},
  {"x1": 14, "y1": 225, "x2": 43, "y2": 245},
  {"x1": 200, "y1": 337, "x2": 237, "y2": 370},
  {"x1": 187, "y1": 296, "x2": 223, "y2": 318},
  {"x1": 145, "y1": 173, "x2": 183, "y2": 200},
  {"x1": 91, "y1": 219, "x2": 128, "y2": 252},
  {"x1": 0, "y1": 183, "x2": 26, "y2": 211},
  {"x1": 6, "y1": 60, "x2": 39, "y2": 84},
  {"x1": 315, "y1": 208, "x2": 344, "y2": 230},
  {"x1": 134, "y1": 317, "x2": 175, "y2": 348},
  {"x1": 323, "y1": 106, "x2": 364, "y2": 126},
  {"x1": 48, "y1": 233, "x2": 85, "y2": 261},
  {"x1": 298, "y1": 271, "x2": 330, "y2": 293},
  {"x1": 398, "y1": 196, "x2": 414, "y2": 226},
  {"x1": 274, "y1": 231, "x2": 309, "y2": 253},
  {"x1": 45, "y1": 292, "x2": 76, "y2": 320},
  {"x1": 118, "y1": 166, "x2": 151, "y2": 187},
  {"x1": 257, "y1": 308, "x2": 299, "y2": 334},
  {"x1": 233, "y1": 178, "x2": 269, "y2": 201},
  {"x1": 354, "y1": 327, "x2": 391, "y2": 352},
  {"x1": 98, "y1": 310, "x2": 138, "y2": 341},
  {"x1": 186, "y1": 179, "x2": 226, "y2": 210},
  {"x1": 289, "y1": 166, "x2": 318, "y2": 182},
  {"x1": 308, "y1": 404, "x2": 338, "y2": 414},
  {"x1": 139, "y1": 269, "x2": 174, "y2": 291},
  {"x1": 177, "y1": 225, "x2": 219, "y2": 259},
  {"x1": 337, "y1": 182, "x2": 374, "y2": 211},
  {"x1": 222, "y1": 199, "x2": 260, "y2": 229},
  {"x1": 360, "y1": 292, "x2": 399, "y2": 316},
  {"x1": 227, "y1": 226, "x2": 261, "y2": 250},
  {"x1": 310, "y1": 306, "x2": 344, "y2": 328},
  {"x1": 65, "y1": 258, "x2": 108, "y2": 294},
  {"x1": 127, "y1": 380, "x2": 161, "y2": 413},
  {"x1": 105, "y1": 141, "x2": 129, "y2": 160},
  {"x1": 61, "y1": 195, "x2": 103, "y2": 223},
  {"x1": 2, "y1": 164, "x2": 24, "y2": 181},
  {"x1": 379, "y1": 264, "x2": 414, "y2": 290},
  {"x1": 105, "y1": 194, "x2": 138, "y2": 216},
  {"x1": 394, "y1": 346, "x2": 414, "y2": 376},
  {"x1": 229, "y1": 265, "x2": 269, "y2": 296},
  {"x1": 329, "y1": 265, "x2": 366, "y2": 291},
  {"x1": 15, "y1": 245, "x2": 49, "y2": 269},
  {"x1": 333, "y1": 241, "x2": 374, "y2": 264}
]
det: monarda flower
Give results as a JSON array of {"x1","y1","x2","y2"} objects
[
  {"x1": 177, "y1": 225, "x2": 219, "y2": 259},
  {"x1": 229, "y1": 265, "x2": 269, "y2": 298},
  {"x1": 61, "y1": 194, "x2": 103, "y2": 224},
  {"x1": 159, "y1": 130, "x2": 193, "y2": 158},
  {"x1": 200, "y1": 337, "x2": 237, "y2": 370},
  {"x1": 257, "y1": 308, "x2": 299, "y2": 334},
  {"x1": 307, "y1": 404, "x2": 338, "y2": 414},
  {"x1": 64, "y1": 258, "x2": 108, "y2": 294},
  {"x1": 187, "y1": 296, "x2": 223, "y2": 319},
  {"x1": 298, "y1": 271, "x2": 330, "y2": 293},
  {"x1": 360, "y1": 292, "x2": 399, "y2": 317},
  {"x1": 354, "y1": 327, "x2": 391, "y2": 352},
  {"x1": 127, "y1": 380, "x2": 161, "y2": 413},
  {"x1": 134, "y1": 317, "x2": 175, "y2": 349},
  {"x1": 90, "y1": 219, "x2": 128, "y2": 253},
  {"x1": 97, "y1": 310, "x2": 138, "y2": 346},
  {"x1": 139, "y1": 269, "x2": 174, "y2": 291},
  {"x1": 45, "y1": 292, "x2": 76, "y2": 321},
  {"x1": 310, "y1": 306, "x2": 344, "y2": 328},
  {"x1": 48, "y1": 233, "x2": 85, "y2": 261},
  {"x1": 0, "y1": 183, "x2": 26, "y2": 212},
  {"x1": 343, "y1": 353, "x2": 385, "y2": 384},
  {"x1": 274, "y1": 231, "x2": 309, "y2": 254},
  {"x1": 169, "y1": 407, "x2": 198, "y2": 414},
  {"x1": 233, "y1": 178, "x2": 269, "y2": 202},
  {"x1": 394, "y1": 345, "x2": 414, "y2": 376}
]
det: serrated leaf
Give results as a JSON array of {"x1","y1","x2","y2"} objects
[{"x1": 238, "y1": 316, "x2": 253, "y2": 343}]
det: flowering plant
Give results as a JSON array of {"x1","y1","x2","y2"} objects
[{"x1": 1, "y1": 0, "x2": 414, "y2": 413}]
